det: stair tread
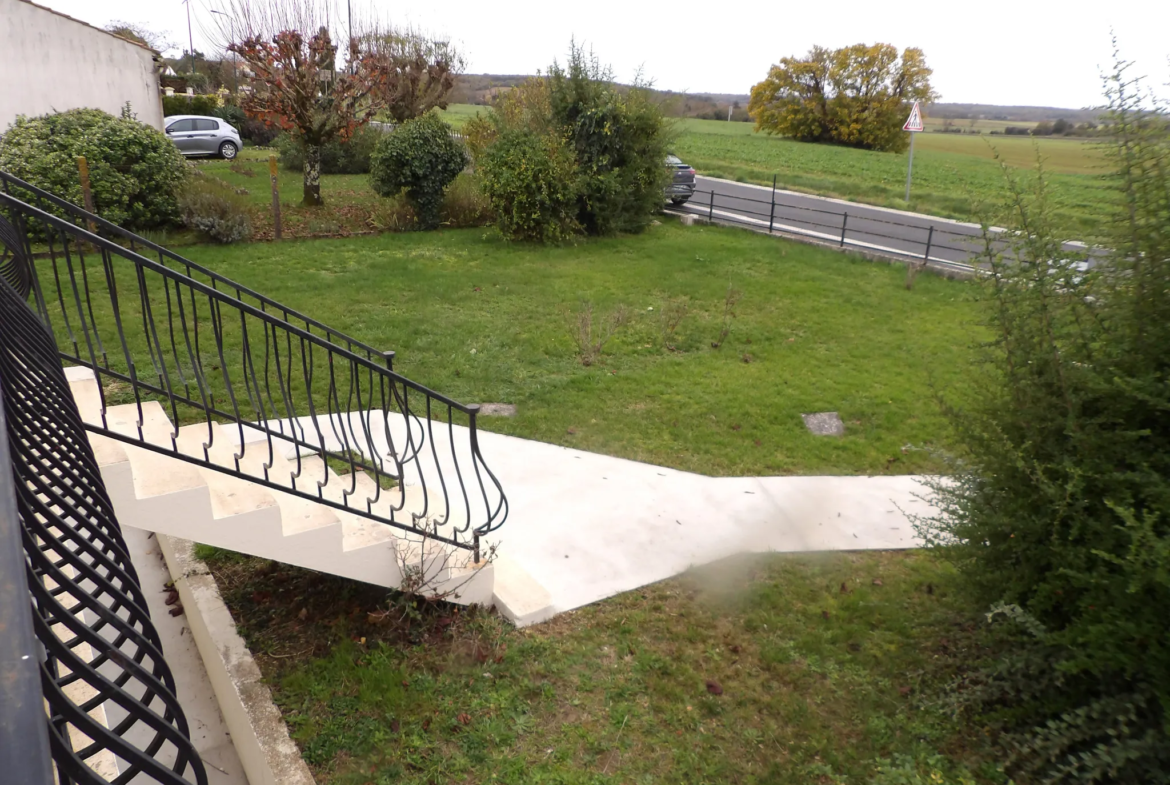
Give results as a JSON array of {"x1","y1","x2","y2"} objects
[
  {"x1": 103, "y1": 403, "x2": 206, "y2": 497},
  {"x1": 176, "y1": 424, "x2": 280, "y2": 519},
  {"x1": 66, "y1": 374, "x2": 129, "y2": 467}
]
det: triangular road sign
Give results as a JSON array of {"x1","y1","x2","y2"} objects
[
  {"x1": 903, "y1": 101, "x2": 924, "y2": 133},
  {"x1": 903, "y1": 101, "x2": 921, "y2": 133}
]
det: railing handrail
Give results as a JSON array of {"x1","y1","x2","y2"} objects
[
  {"x1": 0, "y1": 170, "x2": 385, "y2": 358},
  {"x1": 0, "y1": 378, "x2": 56, "y2": 785},
  {"x1": 0, "y1": 190, "x2": 480, "y2": 416},
  {"x1": 1, "y1": 186, "x2": 507, "y2": 547}
]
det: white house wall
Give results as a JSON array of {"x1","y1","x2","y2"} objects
[{"x1": 0, "y1": 0, "x2": 163, "y2": 132}]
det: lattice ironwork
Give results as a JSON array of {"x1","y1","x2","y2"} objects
[{"x1": 1, "y1": 269, "x2": 207, "y2": 784}]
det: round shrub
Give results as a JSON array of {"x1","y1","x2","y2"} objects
[
  {"x1": 477, "y1": 131, "x2": 579, "y2": 243},
  {"x1": 0, "y1": 108, "x2": 186, "y2": 230},
  {"x1": 369, "y1": 113, "x2": 468, "y2": 230}
]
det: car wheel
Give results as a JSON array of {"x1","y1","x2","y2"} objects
[
  {"x1": 219, "y1": 141, "x2": 239, "y2": 160},
  {"x1": 671, "y1": 197, "x2": 690, "y2": 206}
]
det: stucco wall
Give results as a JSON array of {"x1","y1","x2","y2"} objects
[{"x1": 0, "y1": 0, "x2": 163, "y2": 132}]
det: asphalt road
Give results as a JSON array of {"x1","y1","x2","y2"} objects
[{"x1": 673, "y1": 176, "x2": 1092, "y2": 272}]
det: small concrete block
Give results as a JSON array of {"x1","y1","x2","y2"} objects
[
  {"x1": 802, "y1": 411, "x2": 845, "y2": 436},
  {"x1": 492, "y1": 555, "x2": 555, "y2": 627},
  {"x1": 479, "y1": 403, "x2": 517, "y2": 417},
  {"x1": 680, "y1": 214, "x2": 697, "y2": 227}
]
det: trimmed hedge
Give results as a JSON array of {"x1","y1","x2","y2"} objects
[{"x1": 0, "y1": 108, "x2": 186, "y2": 229}]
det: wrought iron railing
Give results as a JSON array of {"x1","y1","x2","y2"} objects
[
  {"x1": 0, "y1": 271, "x2": 207, "y2": 784},
  {"x1": 0, "y1": 175, "x2": 507, "y2": 553}
]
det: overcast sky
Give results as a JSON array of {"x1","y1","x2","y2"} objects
[{"x1": 37, "y1": 0, "x2": 1170, "y2": 109}]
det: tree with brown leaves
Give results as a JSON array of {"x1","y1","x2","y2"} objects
[{"x1": 229, "y1": 25, "x2": 384, "y2": 206}]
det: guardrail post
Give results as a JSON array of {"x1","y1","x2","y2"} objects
[
  {"x1": 769, "y1": 174, "x2": 776, "y2": 233},
  {"x1": 840, "y1": 213, "x2": 849, "y2": 247},
  {"x1": 924, "y1": 225, "x2": 934, "y2": 262},
  {"x1": 708, "y1": 190, "x2": 715, "y2": 223},
  {"x1": 382, "y1": 350, "x2": 395, "y2": 372}
]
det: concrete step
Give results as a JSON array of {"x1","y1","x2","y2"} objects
[{"x1": 63, "y1": 367, "x2": 489, "y2": 606}]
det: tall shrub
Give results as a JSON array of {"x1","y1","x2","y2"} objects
[
  {"x1": 919, "y1": 51, "x2": 1170, "y2": 784},
  {"x1": 0, "y1": 108, "x2": 186, "y2": 229},
  {"x1": 369, "y1": 113, "x2": 467, "y2": 229},
  {"x1": 474, "y1": 43, "x2": 671, "y2": 242},
  {"x1": 547, "y1": 46, "x2": 671, "y2": 235},
  {"x1": 478, "y1": 131, "x2": 578, "y2": 243}
]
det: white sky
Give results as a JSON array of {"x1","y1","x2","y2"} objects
[{"x1": 34, "y1": 0, "x2": 1170, "y2": 109}]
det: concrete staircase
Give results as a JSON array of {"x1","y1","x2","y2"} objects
[{"x1": 64, "y1": 366, "x2": 495, "y2": 607}]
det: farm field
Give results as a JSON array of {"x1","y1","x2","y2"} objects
[
  {"x1": 434, "y1": 106, "x2": 1112, "y2": 236},
  {"x1": 670, "y1": 117, "x2": 1112, "y2": 236}
]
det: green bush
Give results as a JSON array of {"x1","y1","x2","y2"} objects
[
  {"x1": 162, "y1": 94, "x2": 220, "y2": 117},
  {"x1": 478, "y1": 131, "x2": 578, "y2": 242},
  {"x1": 548, "y1": 46, "x2": 671, "y2": 235},
  {"x1": 369, "y1": 113, "x2": 467, "y2": 230},
  {"x1": 439, "y1": 173, "x2": 493, "y2": 228},
  {"x1": 212, "y1": 103, "x2": 247, "y2": 131},
  {"x1": 474, "y1": 44, "x2": 671, "y2": 242},
  {"x1": 919, "y1": 55, "x2": 1170, "y2": 784},
  {"x1": 0, "y1": 108, "x2": 186, "y2": 229},
  {"x1": 178, "y1": 174, "x2": 251, "y2": 243},
  {"x1": 274, "y1": 125, "x2": 381, "y2": 174}
]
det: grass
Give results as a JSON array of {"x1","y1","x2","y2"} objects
[
  {"x1": 669, "y1": 117, "x2": 1112, "y2": 237},
  {"x1": 159, "y1": 221, "x2": 979, "y2": 477},
  {"x1": 204, "y1": 548, "x2": 1001, "y2": 784}
]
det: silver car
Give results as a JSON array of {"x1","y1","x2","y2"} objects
[{"x1": 164, "y1": 115, "x2": 242, "y2": 159}]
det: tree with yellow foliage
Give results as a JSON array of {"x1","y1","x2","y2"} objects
[{"x1": 748, "y1": 44, "x2": 937, "y2": 153}]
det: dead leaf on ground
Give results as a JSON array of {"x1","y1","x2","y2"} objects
[
  {"x1": 872, "y1": 578, "x2": 884, "y2": 586},
  {"x1": 705, "y1": 680, "x2": 723, "y2": 696},
  {"x1": 457, "y1": 713, "x2": 472, "y2": 726}
]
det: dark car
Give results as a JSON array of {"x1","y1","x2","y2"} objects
[
  {"x1": 666, "y1": 155, "x2": 696, "y2": 205},
  {"x1": 164, "y1": 115, "x2": 243, "y2": 160}
]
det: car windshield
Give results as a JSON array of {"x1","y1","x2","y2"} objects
[{"x1": 666, "y1": 155, "x2": 682, "y2": 165}]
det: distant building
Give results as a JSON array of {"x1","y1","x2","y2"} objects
[{"x1": 0, "y1": 0, "x2": 164, "y2": 131}]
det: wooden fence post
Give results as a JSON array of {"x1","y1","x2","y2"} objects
[
  {"x1": 269, "y1": 154, "x2": 282, "y2": 241},
  {"x1": 76, "y1": 156, "x2": 97, "y2": 233}
]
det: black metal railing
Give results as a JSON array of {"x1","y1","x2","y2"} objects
[
  {"x1": 676, "y1": 182, "x2": 991, "y2": 273},
  {"x1": 1, "y1": 273, "x2": 207, "y2": 784},
  {"x1": 0, "y1": 175, "x2": 507, "y2": 553}
]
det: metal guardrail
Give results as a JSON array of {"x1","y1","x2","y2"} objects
[
  {"x1": 675, "y1": 182, "x2": 1001, "y2": 274},
  {"x1": 0, "y1": 180, "x2": 507, "y2": 554},
  {"x1": 0, "y1": 271, "x2": 207, "y2": 784}
]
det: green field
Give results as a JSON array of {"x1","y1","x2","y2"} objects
[
  {"x1": 670, "y1": 117, "x2": 1112, "y2": 236},
  {"x1": 164, "y1": 221, "x2": 977, "y2": 477},
  {"x1": 438, "y1": 103, "x2": 487, "y2": 129}
]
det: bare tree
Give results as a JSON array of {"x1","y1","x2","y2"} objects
[
  {"x1": 215, "y1": 0, "x2": 386, "y2": 207},
  {"x1": 105, "y1": 21, "x2": 177, "y2": 54},
  {"x1": 364, "y1": 27, "x2": 466, "y2": 123}
]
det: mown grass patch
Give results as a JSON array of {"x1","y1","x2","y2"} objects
[
  {"x1": 173, "y1": 220, "x2": 978, "y2": 476},
  {"x1": 204, "y1": 548, "x2": 1002, "y2": 784}
]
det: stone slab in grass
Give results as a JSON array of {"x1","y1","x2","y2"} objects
[
  {"x1": 802, "y1": 411, "x2": 845, "y2": 436},
  {"x1": 479, "y1": 403, "x2": 517, "y2": 417}
]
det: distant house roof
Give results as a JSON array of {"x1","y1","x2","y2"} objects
[{"x1": 15, "y1": 0, "x2": 160, "y2": 54}]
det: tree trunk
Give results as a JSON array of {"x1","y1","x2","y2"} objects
[{"x1": 302, "y1": 143, "x2": 323, "y2": 207}]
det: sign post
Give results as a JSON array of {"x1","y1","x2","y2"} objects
[{"x1": 903, "y1": 101, "x2": 924, "y2": 202}]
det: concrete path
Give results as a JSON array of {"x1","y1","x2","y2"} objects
[
  {"x1": 121, "y1": 525, "x2": 249, "y2": 785},
  {"x1": 472, "y1": 429, "x2": 934, "y2": 614},
  {"x1": 238, "y1": 414, "x2": 936, "y2": 618}
]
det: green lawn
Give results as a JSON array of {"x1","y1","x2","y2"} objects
[
  {"x1": 206, "y1": 548, "x2": 1001, "y2": 785},
  {"x1": 671, "y1": 121, "x2": 1111, "y2": 237},
  {"x1": 165, "y1": 221, "x2": 976, "y2": 477}
]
